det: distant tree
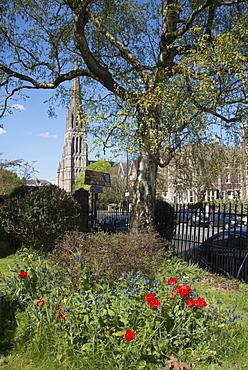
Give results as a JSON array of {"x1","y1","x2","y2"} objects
[
  {"x1": 0, "y1": 168, "x2": 22, "y2": 194},
  {"x1": 0, "y1": 155, "x2": 37, "y2": 181},
  {"x1": 168, "y1": 141, "x2": 245, "y2": 202},
  {"x1": 172, "y1": 141, "x2": 226, "y2": 202},
  {"x1": 97, "y1": 165, "x2": 130, "y2": 209}
]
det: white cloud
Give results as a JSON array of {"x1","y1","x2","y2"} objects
[
  {"x1": 11, "y1": 104, "x2": 25, "y2": 110},
  {"x1": 38, "y1": 132, "x2": 58, "y2": 139},
  {"x1": 0, "y1": 128, "x2": 6, "y2": 135}
]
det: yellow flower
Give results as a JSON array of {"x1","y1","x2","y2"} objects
[
  {"x1": 28, "y1": 254, "x2": 34, "y2": 259},
  {"x1": 63, "y1": 299, "x2": 67, "y2": 304}
]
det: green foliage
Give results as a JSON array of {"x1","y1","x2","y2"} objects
[
  {"x1": 154, "y1": 200, "x2": 175, "y2": 241},
  {"x1": 1, "y1": 247, "x2": 242, "y2": 369},
  {"x1": 0, "y1": 168, "x2": 22, "y2": 195},
  {"x1": 98, "y1": 166, "x2": 129, "y2": 210},
  {"x1": 0, "y1": 185, "x2": 81, "y2": 250}
]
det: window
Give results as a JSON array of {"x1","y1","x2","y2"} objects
[{"x1": 225, "y1": 174, "x2": 230, "y2": 183}]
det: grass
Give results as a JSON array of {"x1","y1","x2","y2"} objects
[
  {"x1": 0, "y1": 250, "x2": 248, "y2": 370},
  {"x1": 0, "y1": 253, "x2": 18, "y2": 277}
]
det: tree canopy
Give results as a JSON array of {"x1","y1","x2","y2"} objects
[
  {"x1": 0, "y1": 168, "x2": 22, "y2": 194},
  {"x1": 0, "y1": 0, "x2": 247, "y2": 229}
]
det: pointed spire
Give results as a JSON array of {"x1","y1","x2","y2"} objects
[{"x1": 70, "y1": 62, "x2": 81, "y2": 109}]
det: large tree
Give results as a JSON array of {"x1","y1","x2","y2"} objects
[{"x1": 0, "y1": 1, "x2": 247, "y2": 230}]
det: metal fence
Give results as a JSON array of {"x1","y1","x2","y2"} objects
[
  {"x1": 171, "y1": 203, "x2": 248, "y2": 282},
  {"x1": 90, "y1": 203, "x2": 248, "y2": 282}
]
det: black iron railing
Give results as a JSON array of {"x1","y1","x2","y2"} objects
[{"x1": 172, "y1": 203, "x2": 248, "y2": 282}]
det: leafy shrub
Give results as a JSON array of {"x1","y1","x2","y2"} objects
[
  {"x1": 0, "y1": 185, "x2": 81, "y2": 250},
  {"x1": 154, "y1": 200, "x2": 175, "y2": 240},
  {"x1": 49, "y1": 231, "x2": 168, "y2": 288}
]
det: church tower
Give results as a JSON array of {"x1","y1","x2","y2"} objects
[{"x1": 56, "y1": 75, "x2": 88, "y2": 192}]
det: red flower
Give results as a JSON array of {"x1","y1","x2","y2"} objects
[
  {"x1": 123, "y1": 329, "x2": 136, "y2": 341},
  {"x1": 145, "y1": 293, "x2": 154, "y2": 303},
  {"x1": 54, "y1": 304, "x2": 62, "y2": 310},
  {"x1": 57, "y1": 312, "x2": 64, "y2": 320},
  {"x1": 63, "y1": 315, "x2": 69, "y2": 320},
  {"x1": 170, "y1": 293, "x2": 177, "y2": 299},
  {"x1": 195, "y1": 297, "x2": 208, "y2": 307},
  {"x1": 36, "y1": 298, "x2": 45, "y2": 307},
  {"x1": 145, "y1": 294, "x2": 161, "y2": 308},
  {"x1": 61, "y1": 252, "x2": 68, "y2": 258},
  {"x1": 149, "y1": 297, "x2": 161, "y2": 309},
  {"x1": 168, "y1": 277, "x2": 178, "y2": 285},
  {"x1": 174, "y1": 285, "x2": 192, "y2": 297},
  {"x1": 186, "y1": 299, "x2": 196, "y2": 307},
  {"x1": 18, "y1": 271, "x2": 28, "y2": 279}
]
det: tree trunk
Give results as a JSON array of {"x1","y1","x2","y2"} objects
[{"x1": 130, "y1": 150, "x2": 158, "y2": 232}]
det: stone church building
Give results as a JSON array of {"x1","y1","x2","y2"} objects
[{"x1": 56, "y1": 76, "x2": 88, "y2": 192}]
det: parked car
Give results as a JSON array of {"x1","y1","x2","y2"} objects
[
  {"x1": 99, "y1": 215, "x2": 129, "y2": 233},
  {"x1": 176, "y1": 209, "x2": 209, "y2": 226},
  {"x1": 209, "y1": 212, "x2": 247, "y2": 230},
  {"x1": 185, "y1": 228, "x2": 248, "y2": 279},
  {"x1": 88, "y1": 214, "x2": 99, "y2": 229}
]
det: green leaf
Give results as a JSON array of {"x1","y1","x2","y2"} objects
[{"x1": 112, "y1": 331, "x2": 125, "y2": 337}]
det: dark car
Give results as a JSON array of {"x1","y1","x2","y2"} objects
[
  {"x1": 88, "y1": 213, "x2": 99, "y2": 229},
  {"x1": 209, "y1": 212, "x2": 247, "y2": 230},
  {"x1": 99, "y1": 215, "x2": 129, "y2": 232},
  {"x1": 176, "y1": 209, "x2": 209, "y2": 226},
  {"x1": 185, "y1": 228, "x2": 248, "y2": 279}
]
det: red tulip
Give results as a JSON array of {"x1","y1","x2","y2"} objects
[
  {"x1": 168, "y1": 277, "x2": 178, "y2": 285},
  {"x1": 36, "y1": 298, "x2": 45, "y2": 307},
  {"x1": 196, "y1": 297, "x2": 208, "y2": 307},
  {"x1": 124, "y1": 329, "x2": 136, "y2": 341},
  {"x1": 18, "y1": 271, "x2": 28, "y2": 279}
]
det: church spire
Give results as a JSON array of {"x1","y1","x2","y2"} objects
[
  {"x1": 66, "y1": 64, "x2": 82, "y2": 130},
  {"x1": 56, "y1": 69, "x2": 88, "y2": 193}
]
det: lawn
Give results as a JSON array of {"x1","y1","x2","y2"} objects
[{"x1": 0, "y1": 233, "x2": 248, "y2": 370}]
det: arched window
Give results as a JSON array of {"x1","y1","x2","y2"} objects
[
  {"x1": 76, "y1": 137, "x2": 78, "y2": 153},
  {"x1": 79, "y1": 137, "x2": 82, "y2": 153},
  {"x1": 71, "y1": 137, "x2": 75, "y2": 155},
  {"x1": 71, "y1": 114, "x2": 74, "y2": 128}
]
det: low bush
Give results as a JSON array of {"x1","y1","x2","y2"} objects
[
  {"x1": 49, "y1": 231, "x2": 168, "y2": 288},
  {"x1": 0, "y1": 185, "x2": 81, "y2": 250}
]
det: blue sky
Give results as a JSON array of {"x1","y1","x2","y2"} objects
[
  {"x1": 0, "y1": 87, "x2": 125, "y2": 183},
  {"x1": 0, "y1": 88, "x2": 96, "y2": 183}
]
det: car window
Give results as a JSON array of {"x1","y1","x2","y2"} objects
[
  {"x1": 206, "y1": 233, "x2": 248, "y2": 249},
  {"x1": 115, "y1": 218, "x2": 129, "y2": 228}
]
